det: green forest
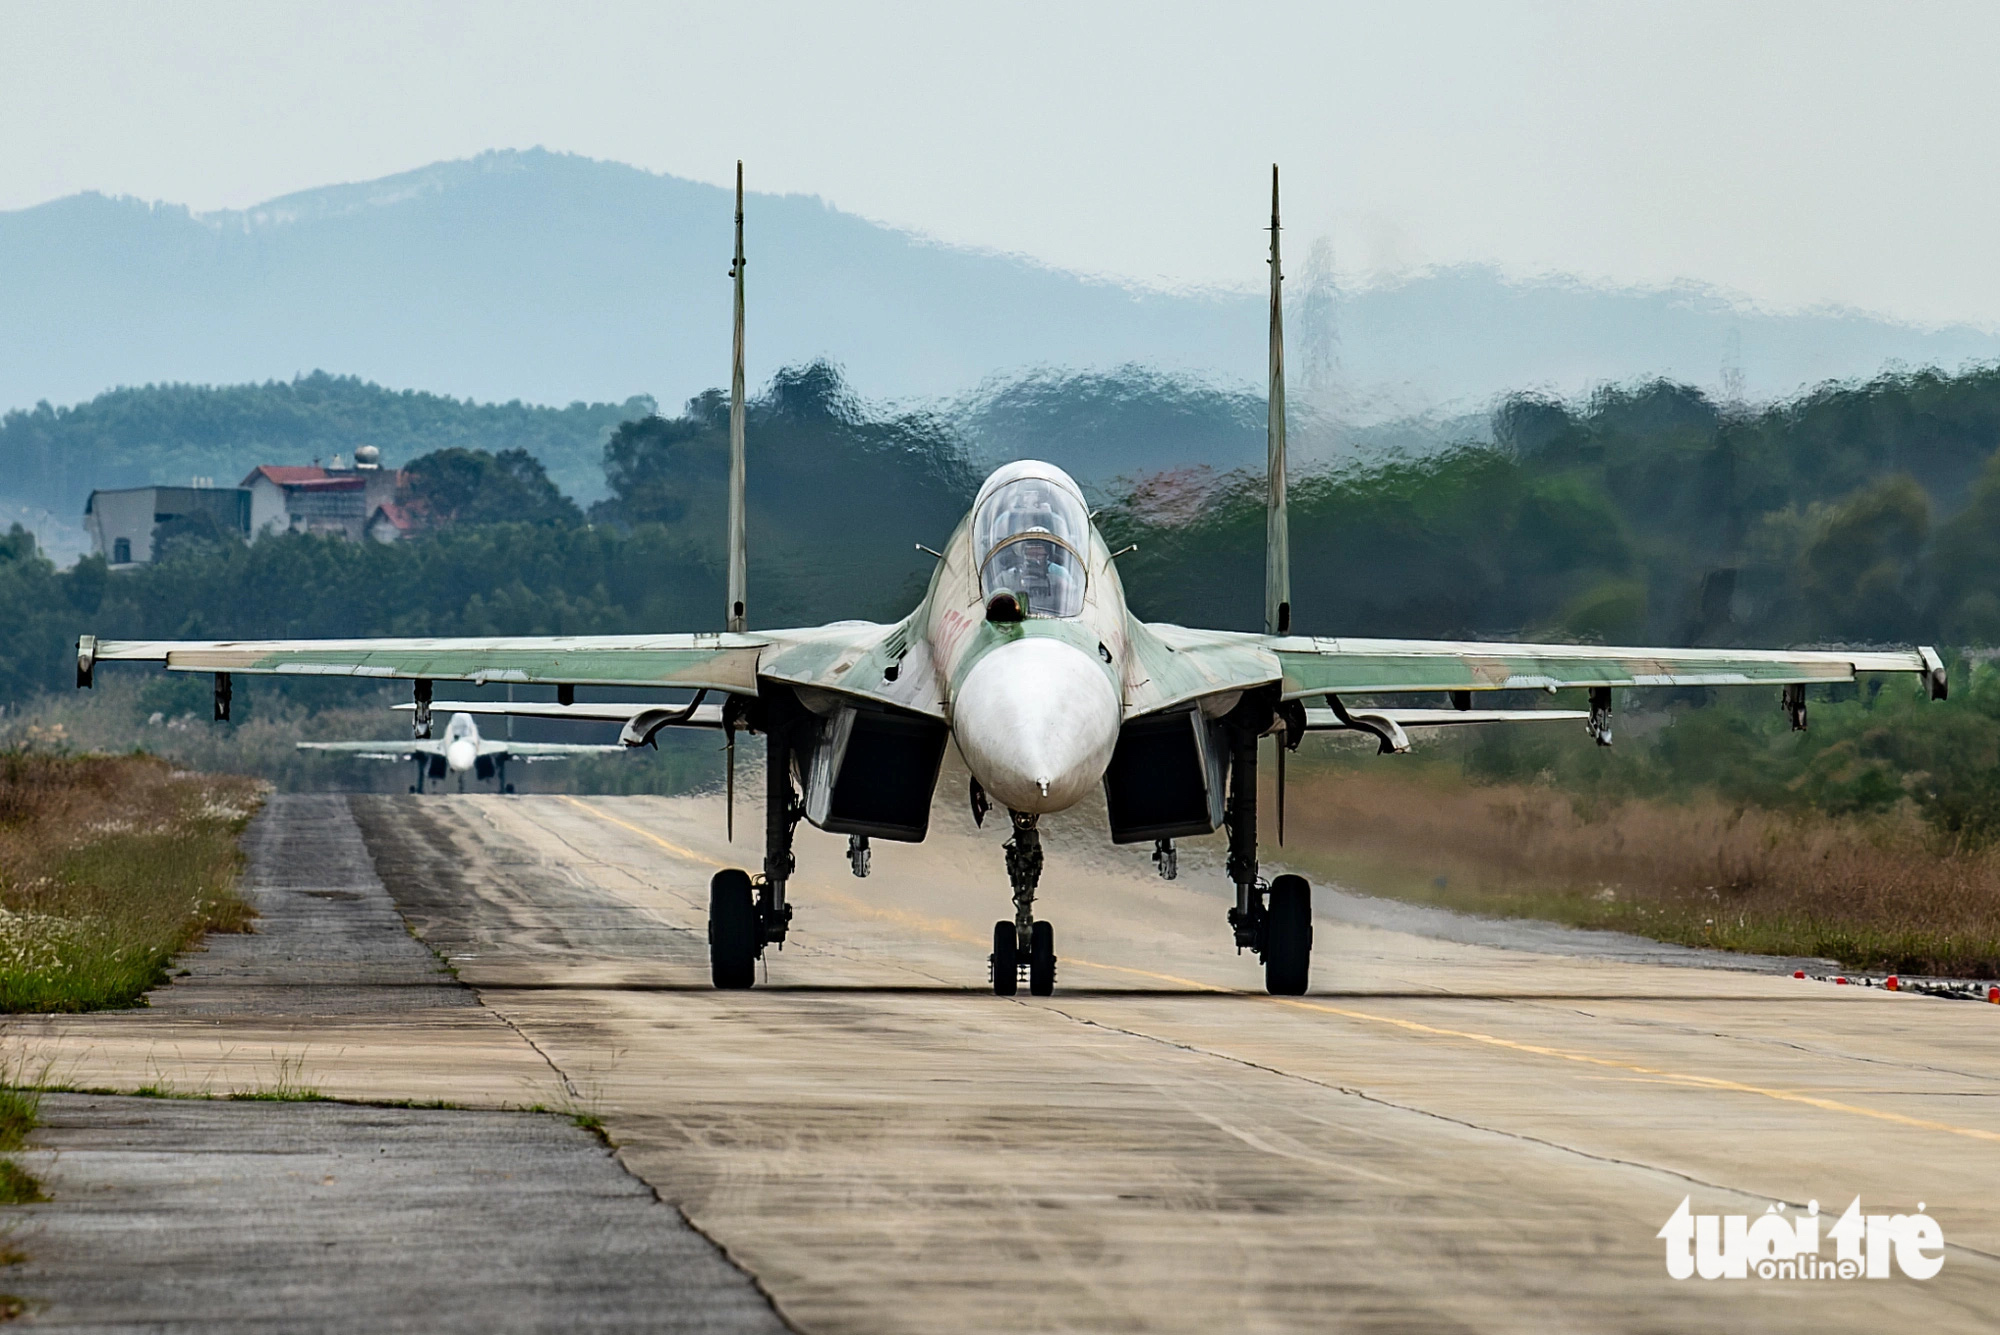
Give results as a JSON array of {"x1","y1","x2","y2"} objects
[
  {"x1": 1104, "y1": 370, "x2": 2000, "y2": 645},
  {"x1": 8, "y1": 359, "x2": 2000, "y2": 841},
  {"x1": 0, "y1": 371, "x2": 650, "y2": 512}
]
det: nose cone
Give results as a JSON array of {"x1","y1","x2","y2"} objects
[
  {"x1": 953, "y1": 637, "x2": 1122, "y2": 814},
  {"x1": 446, "y1": 740, "x2": 478, "y2": 772}
]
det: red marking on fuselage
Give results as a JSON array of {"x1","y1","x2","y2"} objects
[{"x1": 932, "y1": 606, "x2": 978, "y2": 681}]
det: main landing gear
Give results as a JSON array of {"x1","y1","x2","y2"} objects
[
  {"x1": 990, "y1": 810, "x2": 1056, "y2": 996},
  {"x1": 707, "y1": 692, "x2": 797, "y2": 990},
  {"x1": 1222, "y1": 699, "x2": 1313, "y2": 996}
]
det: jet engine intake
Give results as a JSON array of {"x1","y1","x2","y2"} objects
[
  {"x1": 798, "y1": 701, "x2": 950, "y2": 841},
  {"x1": 1103, "y1": 709, "x2": 1227, "y2": 843}
]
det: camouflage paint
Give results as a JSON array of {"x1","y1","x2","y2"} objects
[{"x1": 86, "y1": 477, "x2": 1937, "y2": 722}]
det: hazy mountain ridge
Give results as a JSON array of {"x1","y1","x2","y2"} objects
[{"x1": 7, "y1": 148, "x2": 2000, "y2": 427}]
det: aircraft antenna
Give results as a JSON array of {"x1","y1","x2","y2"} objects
[
  {"x1": 1265, "y1": 164, "x2": 1292, "y2": 637},
  {"x1": 727, "y1": 161, "x2": 749, "y2": 633}
]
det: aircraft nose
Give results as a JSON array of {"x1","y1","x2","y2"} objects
[
  {"x1": 446, "y1": 740, "x2": 477, "y2": 772},
  {"x1": 952, "y1": 636, "x2": 1122, "y2": 814}
]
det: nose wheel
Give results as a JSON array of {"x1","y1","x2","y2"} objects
[
  {"x1": 1029, "y1": 920, "x2": 1056, "y2": 995},
  {"x1": 990, "y1": 921, "x2": 1017, "y2": 995},
  {"x1": 991, "y1": 918, "x2": 1056, "y2": 996}
]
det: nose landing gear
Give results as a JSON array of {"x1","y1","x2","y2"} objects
[{"x1": 989, "y1": 811, "x2": 1057, "y2": 995}]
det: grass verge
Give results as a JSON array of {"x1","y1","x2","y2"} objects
[
  {"x1": 0, "y1": 1073, "x2": 44, "y2": 1284},
  {"x1": 1274, "y1": 763, "x2": 2000, "y2": 975},
  {"x1": 0, "y1": 752, "x2": 263, "y2": 1012}
]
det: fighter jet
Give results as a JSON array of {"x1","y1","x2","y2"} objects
[
  {"x1": 298, "y1": 710, "x2": 622, "y2": 793},
  {"x1": 75, "y1": 164, "x2": 1948, "y2": 997}
]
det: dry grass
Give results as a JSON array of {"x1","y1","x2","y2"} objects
[
  {"x1": 0, "y1": 752, "x2": 263, "y2": 1011},
  {"x1": 1274, "y1": 763, "x2": 2000, "y2": 975}
]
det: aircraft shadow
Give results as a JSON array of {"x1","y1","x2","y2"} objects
[{"x1": 473, "y1": 980, "x2": 1794, "y2": 1002}]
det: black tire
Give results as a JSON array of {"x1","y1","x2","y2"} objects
[
  {"x1": 991, "y1": 921, "x2": 1019, "y2": 996},
  {"x1": 1028, "y1": 920, "x2": 1056, "y2": 996},
  {"x1": 709, "y1": 869, "x2": 758, "y2": 989},
  {"x1": 1264, "y1": 875, "x2": 1312, "y2": 996}
]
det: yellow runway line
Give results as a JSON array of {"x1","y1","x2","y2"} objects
[
  {"x1": 1277, "y1": 996, "x2": 2000, "y2": 1144},
  {"x1": 559, "y1": 795, "x2": 724, "y2": 868}
]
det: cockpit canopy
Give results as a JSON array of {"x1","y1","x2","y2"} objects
[{"x1": 973, "y1": 474, "x2": 1089, "y2": 618}]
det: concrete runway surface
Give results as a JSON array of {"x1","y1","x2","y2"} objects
[
  {"x1": 7, "y1": 794, "x2": 785, "y2": 1333},
  {"x1": 12, "y1": 1095, "x2": 786, "y2": 1334},
  {"x1": 18, "y1": 790, "x2": 2000, "y2": 1331}
]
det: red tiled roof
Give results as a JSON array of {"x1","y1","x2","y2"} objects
[
  {"x1": 239, "y1": 466, "x2": 365, "y2": 492},
  {"x1": 242, "y1": 465, "x2": 329, "y2": 486}
]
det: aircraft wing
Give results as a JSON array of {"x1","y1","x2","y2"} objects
[
  {"x1": 80, "y1": 619, "x2": 944, "y2": 719},
  {"x1": 393, "y1": 699, "x2": 728, "y2": 746},
  {"x1": 401, "y1": 700, "x2": 726, "y2": 727},
  {"x1": 487, "y1": 741, "x2": 627, "y2": 756},
  {"x1": 1131, "y1": 622, "x2": 1947, "y2": 714},
  {"x1": 297, "y1": 741, "x2": 439, "y2": 760},
  {"x1": 1269, "y1": 636, "x2": 1945, "y2": 697},
  {"x1": 85, "y1": 633, "x2": 766, "y2": 692}
]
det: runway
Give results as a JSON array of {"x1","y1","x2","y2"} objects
[
  {"x1": 22, "y1": 790, "x2": 2000, "y2": 1331},
  {"x1": 358, "y1": 791, "x2": 1999, "y2": 1332}
]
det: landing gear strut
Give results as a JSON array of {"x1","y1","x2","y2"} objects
[
  {"x1": 707, "y1": 689, "x2": 799, "y2": 989},
  {"x1": 1222, "y1": 703, "x2": 1313, "y2": 996},
  {"x1": 991, "y1": 810, "x2": 1056, "y2": 996}
]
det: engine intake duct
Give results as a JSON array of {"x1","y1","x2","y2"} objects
[
  {"x1": 1103, "y1": 709, "x2": 1226, "y2": 844},
  {"x1": 800, "y1": 702, "x2": 950, "y2": 842}
]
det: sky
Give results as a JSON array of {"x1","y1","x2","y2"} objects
[{"x1": 3, "y1": 0, "x2": 1998, "y2": 328}]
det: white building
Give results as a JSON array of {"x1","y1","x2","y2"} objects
[
  {"x1": 83, "y1": 485, "x2": 251, "y2": 566},
  {"x1": 242, "y1": 446, "x2": 404, "y2": 542},
  {"x1": 86, "y1": 446, "x2": 409, "y2": 566}
]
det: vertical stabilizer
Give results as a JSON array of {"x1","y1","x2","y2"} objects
[
  {"x1": 727, "y1": 162, "x2": 749, "y2": 633},
  {"x1": 1265, "y1": 164, "x2": 1292, "y2": 636}
]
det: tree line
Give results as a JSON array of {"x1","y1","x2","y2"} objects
[
  {"x1": 8, "y1": 359, "x2": 2000, "y2": 835},
  {"x1": 0, "y1": 371, "x2": 648, "y2": 516}
]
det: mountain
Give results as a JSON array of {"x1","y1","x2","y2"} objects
[
  {"x1": 6, "y1": 148, "x2": 1999, "y2": 429},
  {"x1": 0, "y1": 151, "x2": 1249, "y2": 423},
  {"x1": 1309, "y1": 267, "x2": 2000, "y2": 424}
]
